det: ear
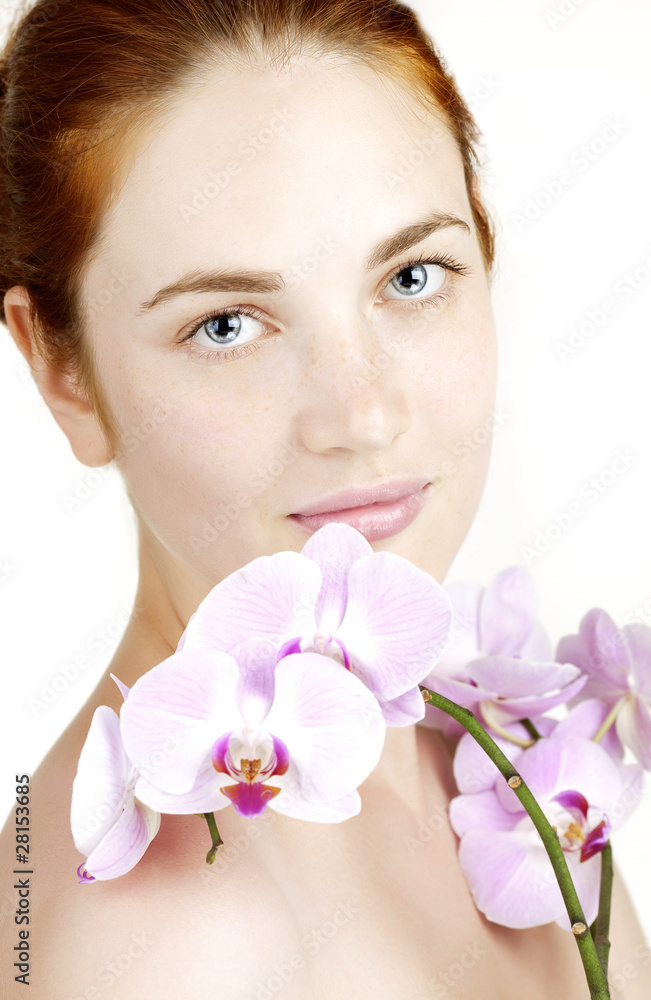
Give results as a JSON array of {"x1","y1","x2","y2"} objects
[{"x1": 4, "y1": 286, "x2": 115, "y2": 467}]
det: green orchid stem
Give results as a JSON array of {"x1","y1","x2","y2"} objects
[
  {"x1": 521, "y1": 717, "x2": 543, "y2": 742},
  {"x1": 420, "y1": 685, "x2": 611, "y2": 1000},
  {"x1": 592, "y1": 841, "x2": 613, "y2": 976},
  {"x1": 203, "y1": 811, "x2": 224, "y2": 865}
]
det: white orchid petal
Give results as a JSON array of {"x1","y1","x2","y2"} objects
[
  {"x1": 81, "y1": 796, "x2": 161, "y2": 881},
  {"x1": 180, "y1": 551, "x2": 322, "y2": 653},
  {"x1": 337, "y1": 551, "x2": 452, "y2": 701},
  {"x1": 120, "y1": 648, "x2": 241, "y2": 794},
  {"x1": 70, "y1": 706, "x2": 129, "y2": 856},
  {"x1": 266, "y1": 652, "x2": 385, "y2": 802}
]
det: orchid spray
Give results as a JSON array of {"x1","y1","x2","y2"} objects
[{"x1": 71, "y1": 523, "x2": 648, "y2": 999}]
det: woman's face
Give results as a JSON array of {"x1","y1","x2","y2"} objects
[{"x1": 79, "y1": 53, "x2": 498, "y2": 620}]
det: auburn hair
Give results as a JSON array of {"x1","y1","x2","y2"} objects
[{"x1": 0, "y1": 0, "x2": 495, "y2": 450}]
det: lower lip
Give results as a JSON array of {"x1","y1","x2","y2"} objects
[{"x1": 289, "y1": 484, "x2": 432, "y2": 542}]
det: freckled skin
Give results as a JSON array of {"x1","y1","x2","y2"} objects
[{"x1": 2, "y1": 52, "x2": 650, "y2": 1000}]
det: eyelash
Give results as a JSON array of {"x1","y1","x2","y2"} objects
[{"x1": 178, "y1": 251, "x2": 473, "y2": 364}]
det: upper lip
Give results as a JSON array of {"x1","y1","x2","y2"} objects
[{"x1": 291, "y1": 477, "x2": 430, "y2": 516}]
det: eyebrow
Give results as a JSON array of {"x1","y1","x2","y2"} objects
[{"x1": 135, "y1": 211, "x2": 471, "y2": 314}]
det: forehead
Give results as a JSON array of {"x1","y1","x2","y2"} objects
[{"x1": 82, "y1": 54, "x2": 469, "y2": 310}]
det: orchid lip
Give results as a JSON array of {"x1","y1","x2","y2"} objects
[{"x1": 290, "y1": 477, "x2": 431, "y2": 516}]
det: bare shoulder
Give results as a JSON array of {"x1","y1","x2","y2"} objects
[
  {"x1": 0, "y1": 714, "x2": 303, "y2": 1000},
  {"x1": 606, "y1": 863, "x2": 651, "y2": 998}
]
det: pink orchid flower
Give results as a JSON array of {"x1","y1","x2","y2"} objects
[
  {"x1": 177, "y1": 522, "x2": 452, "y2": 727},
  {"x1": 120, "y1": 636, "x2": 386, "y2": 822},
  {"x1": 449, "y1": 704, "x2": 643, "y2": 929},
  {"x1": 70, "y1": 699, "x2": 161, "y2": 882},
  {"x1": 557, "y1": 608, "x2": 651, "y2": 770},
  {"x1": 419, "y1": 566, "x2": 586, "y2": 737}
]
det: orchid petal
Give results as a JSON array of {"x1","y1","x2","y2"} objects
[
  {"x1": 120, "y1": 648, "x2": 241, "y2": 794},
  {"x1": 553, "y1": 851, "x2": 602, "y2": 930},
  {"x1": 486, "y1": 673, "x2": 588, "y2": 722},
  {"x1": 378, "y1": 686, "x2": 426, "y2": 727},
  {"x1": 134, "y1": 755, "x2": 233, "y2": 814},
  {"x1": 233, "y1": 637, "x2": 277, "y2": 729},
  {"x1": 505, "y1": 737, "x2": 623, "y2": 815},
  {"x1": 551, "y1": 699, "x2": 624, "y2": 760},
  {"x1": 608, "y1": 763, "x2": 644, "y2": 829},
  {"x1": 221, "y1": 781, "x2": 281, "y2": 817},
  {"x1": 552, "y1": 789, "x2": 589, "y2": 821},
  {"x1": 623, "y1": 623, "x2": 651, "y2": 698},
  {"x1": 479, "y1": 566, "x2": 540, "y2": 657},
  {"x1": 81, "y1": 796, "x2": 161, "y2": 881},
  {"x1": 420, "y1": 673, "x2": 492, "y2": 708},
  {"x1": 110, "y1": 674, "x2": 130, "y2": 701},
  {"x1": 442, "y1": 581, "x2": 483, "y2": 669},
  {"x1": 467, "y1": 657, "x2": 582, "y2": 698},
  {"x1": 558, "y1": 608, "x2": 630, "y2": 689},
  {"x1": 300, "y1": 522, "x2": 372, "y2": 633},
  {"x1": 520, "y1": 620, "x2": 553, "y2": 663},
  {"x1": 264, "y1": 652, "x2": 385, "y2": 802},
  {"x1": 453, "y1": 726, "x2": 527, "y2": 796},
  {"x1": 581, "y1": 818, "x2": 610, "y2": 862},
  {"x1": 269, "y1": 789, "x2": 362, "y2": 822},
  {"x1": 449, "y1": 791, "x2": 519, "y2": 836},
  {"x1": 337, "y1": 552, "x2": 452, "y2": 701},
  {"x1": 70, "y1": 706, "x2": 129, "y2": 856},
  {"x1": 180, "y1": 551, "x2": 322, "y2": 653},
  {"x1": 458, "y1": 829, "x2": 571, "y2": 928},
  {"x1": 616, "y1": 697, "x2": 651, "y2": 771}
]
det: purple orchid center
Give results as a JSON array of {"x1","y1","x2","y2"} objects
[
  {"x1": 77, "y1": 863, "x2": 96, "y2": 884},
  {"x1": 211, "y1": 729, "x2": 290, "y2": 818},
  {"x1": 549, "y1": 789, "x2": 612, "y2": 863},
  {"x1": 274, "y1": 631, "x2": 352, "y2": 671}
]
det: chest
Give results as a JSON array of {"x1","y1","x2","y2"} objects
[{"x1": 172, "y1": 806, "x2": 590, "y2": 1000}]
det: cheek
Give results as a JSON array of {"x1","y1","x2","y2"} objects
[
  {"x1": 394, "y1": 298, "x2": 498, "y2": 578},
  {"x1": 111, "y1": 371, "x2": 289, "y2": 561},
  {"x1": 399, "y1": 291, "x2": 498, "y2": 451}
]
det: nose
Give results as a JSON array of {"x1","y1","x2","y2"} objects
[{"x1": 292, "y1": 317, "x2": 411, "y2": 456}]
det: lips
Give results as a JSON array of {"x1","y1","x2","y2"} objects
[
  {"x1": 292, "y1": 478, "x2": 431, "y2": 516},
  {"x1": 289, "y1": 480, "x2": 432, "y2": 542}
]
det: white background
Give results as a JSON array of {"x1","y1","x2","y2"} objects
[{"x1": 1, "y1": 0, "x2": 650, "y2": 945}]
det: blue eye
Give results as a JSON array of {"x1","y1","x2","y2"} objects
[
  {"x1": 183, "y1": 305, "x2": 267, "y2": 353},
  {"x1": 384, "y1": 252, "x2": 472, "y2": 302},
  {"x1": 388, "y1": 261, "x2": 445, "y2": 298},
  {"x1": 178, "y1": 250, "x2": 473, "y2": 364}
]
